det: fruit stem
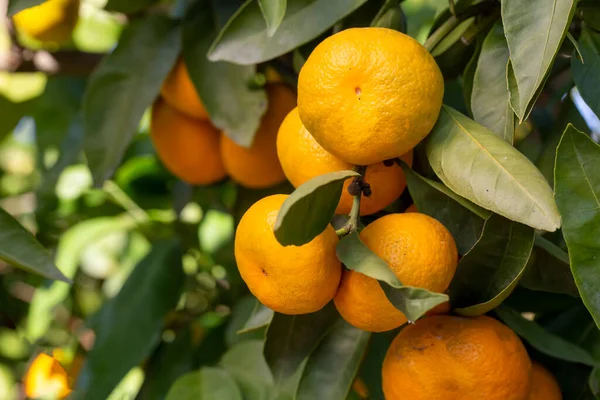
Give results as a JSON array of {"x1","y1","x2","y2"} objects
[
  {"x1": 335, "y1": 166, "x2": 366, "y2": 238},
  {"x1": 423, "y1": 15, "x2": 459, "y2": 53}
]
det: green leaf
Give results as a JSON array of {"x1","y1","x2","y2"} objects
[
  {"x1": 105, "y1": 0, "x2": 159, "y2": 14},
  {"x1": 274, "y1": 170, "x2": 358, "y2": 246},
  {"x1": 451, "y1": 214, "x2": 534, "y2": 316},
  {"x1": 83, "y1": 15, "x2": 180, "y2": 185},
  {"x1": 555, "y1": 125, "x2": 600, "y2": 329},
  {"x1": 501, "y1": 0, "x2": 577, "y2": 121},
  {"x1": 208, "y1": 0, "x2": 369, "y2": 65},
  {"x1": 237, "y1": 301, "x2": 274, "y2": 335},
  {"x1": 336, "y1": 232, "x2": 448, "y2": 322},
  {"x1": 26, "y1": 215, "x2": 136, "y2": 342},
  {"x1": 370, "y1": 0, "x2": 406, "y2": 32},
  {"x1": 496, "y1": 306, "x2": 597, "y2": 366},
  {"x1": 572, "y1": 28, "x2": 600, "y2": 119},
  {"x1": 165, "y1": 367, "x2": 243, "y2": 400},
  {"x1": 462, "y1": 34, "x2": 483, "y2": 116},
  {"x1": 296, "y1": 318, "x2": 370, "y2": 400},
  {"x1": 259, "y1": 0, "x2": 287, "y2": 36},
  {"x1": 221, "y1": 340, "x2": 275, "y2": 400},
  {"x1": 471, "y1": 22, "x2": 514, "y2": 143},
  {"x1": 74, "y1": 239, "x2": 185, "y2": 400},
  {"x1": 264, "y1": 303, "x2": 338, "y2": 387},
  {"x1": 520, "y1": 236, "x2": 579, "y2": 297},
  {"x1": 425, "y1": 106, "x2": 560, "y2": 232},
  {"x1": 401, "y1": 164, "x2": 489, "y2": 254},
  {"x1": 6, "y1": 0, "x2": 43, "y2": 15},
  {"x1": 0, "y1": 95, "x2": 30, "y2": 142},
  {"x1": 183, "y1": 3, "x2": 267, "y2": 148},
  {"x1": 0, "y1": 208, "x2": 68, "y2": 282},
  {"x1": 358, "y1": 329, "x2": 397, "y2": 400},
  {"x1": 137, "y1": 328, "x2": 195, "y2": 400}
]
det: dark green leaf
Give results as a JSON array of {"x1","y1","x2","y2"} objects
[
  {"x1": 471, "y1": 22, "x2": 514, "y2": 143},
  {"x1": 220, "y1": 340, "x2": 275, "y2": 399},
  {"x1": 105, "y1": 0, "x2": 159, "y2": 14},
  {"x1": 501, "y1": 0, "x2": 577, "y2": 121},
  {"x1": 165, "y1": 367, "x2": 243, "y2": 400},
  {"x1": 555, "y1": 125, "x2": 600, "y2": 329},
  {"x1": 296, "y1": 318, "x2": 370, "y2": 400},
  {"x1": 358, "y1": 330, "x2": 397, "y2": 400},
  {"x1": 425, "y1": 106, "x2": 560, "y2": 231},
  {"x1": 137, "y1": 328, "x2": 195, "y2": 400},
  {"x1": 26, "y1": 216, "x2": 136, "y2": 342},
  {"x1": 572, "y1": 28, "x2": 600, "y2": 119},
  {"x1": 274, "y1": 170, "x2": 358, "y2": 246},
  {"x1": 336, "y1": 232, "x2": 448, "y2": 322},
  {"x1": 370, "y1": 0, "x2": 406, "y2": 32},
  {"x1": 536, "y1": 92, "x2": 589, "y2": 187},
  {"x1": 451, "y1": 214, "x2": 534, "y2": 316},
  {"x1": 462, "y1": 34, "x2": 483, "y2": 117},
  {"x1": 83, "y1": 15, "x2": 180, "y2": 185},
  {"x1": 208, "y1": 0, "x2": 369, "y2": 64},
  {"x1": 7, "y1": 0, "x2": 43, "y2": 15},
  {"x1": 520, "y1": 236, "x2": 579, "y2": 297},
  {"x1": 264, "y1": 303, "x2": 337, "y2": 387},
  {"x1": 183, "y1": 3, "x2": 267, "y2": 147},
  {"x1": 590, "y1": 368, "x2": 600, "y2": 396},
  {"x1": 225, "y1": 297, "x2": 267, "y2": 346},
  {"x1": 259, "y1": 0, "x2": 287, "y2": 36},
  {"x1": 74, "y1": 239, "x2": 185, "y2": 400},
  {"x1": 496, "y1": 306, "x2": 597, "y2": 366},
  {"x1": 0, "y1": 95, "x2": 30, "y2": 142},
  {"x1": 402, "y1": 164, "x2": 488, "y2": 254},
  {"x1": 0, "y1": 208, "x2": 67, "y2": 282},
  {"x1": 237, "y1": 301, "x2": 274, "y2": 335}
]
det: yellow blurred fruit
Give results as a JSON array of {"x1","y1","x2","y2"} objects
[
  {"x1": 24, "y1": 353, "x2": 71, "y2": 399},
  {"x1": 13, "y1": 0, "x2": 79, "y2": 46},
  {"x1": 298, "y1": 27, "x2": 444, "y2": 165},
  {"x1": 277, "y1": 107, "x2": 413, "y2": 215},
  {"x1": 234, "y1": 194, "x2": 341, "y2": 314},
  {"x1": 334, "y1": 213, "x2": 458, "y2": 332},
  {"x1": 265, "y1": 66, "x2": 283, "y2": 83},
  {"x1": 221, "y1": 84, "x2": 295, "y2": 188},
  {"x1": 161, "y1": 58, "x2": 209, "y2": 120},
  {"x1": 527, "y1": 362, "x2": 562, "y2": 400},
  {"x1": 382, "y1": 315, "x2": 531, "y2": 400},
  {"x1": 150, "y1": 100, "x2": 226, "y2": 185}
]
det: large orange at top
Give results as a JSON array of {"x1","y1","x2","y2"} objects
[
  {"x1": 150, "y1": 100, "x2": 226, "y2": 185},
  {"x1": 277, "y1": 107, "x2": 413, "y2": 215},
  {"x1": 221, "y1": 84, "x2": 295, "y2": 189},
  {"x1": 382, "y1": 315, "x2": 532, "y2": 400},
  {"x1": 298, "y1": 27, "x2": 444, "y2": 165},
  {"x1": 334, "y1": 212, "x2": 457, "y2": 332},
  {"x1": 161, "y1": 58, "x2": 209, "y2": 120},
  {"x1": 24, "y1": 353, "x2": 71, "y2": 399}
]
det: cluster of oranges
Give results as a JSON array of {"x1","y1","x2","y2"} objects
[
  {"x1": 232, "y1": 28, "x2": 562, "y2": 400},
  {"x1": 151, "y1": 59, "x2": 296, "y2": 189}
]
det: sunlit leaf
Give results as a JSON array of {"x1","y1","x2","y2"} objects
[{"x1": 425, "y1": 106, "x2": 560, "y2": 231}]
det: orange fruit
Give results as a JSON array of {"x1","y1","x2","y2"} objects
[
  {"x1": 277, "y1": 107, "x2": 413, "y2": 215},
  {"x1": 161, "y1": 58, "x2": 209, "y2": 120},
  {"x1": 527, "y1": 362, "x2": 562, "y2": 400},
  {"x1": 221, "y1": 84, "x2": 295, "y2": 188},
  {"x1": 405, "y1": 203, "x2": 418, "y2": 213},
  {"x1": 13, "y1": 0, "x2": 79, "y2": 45},
  {"x1": 150, "y1": 100, "x2": 226, "y2": 185},
  {"x1": 24, "y1": 353, "x2": 71, "y2": 399},
  {"x1": 298, "y1": 27, "x2": 444, "y2": 165},
  {"x1": 234, "y1": 194, "x2": 341, "y2": 314},
  {"x1": 334, "y1": 213, "x2": 458, "y2": 332},
  {"x1": 382, "y1": 315, "x2": 531, "y2": 400}
]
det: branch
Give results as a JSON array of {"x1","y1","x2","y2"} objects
[{"x1": 0, "y1": 47, "x2": 104, "y2": 75}]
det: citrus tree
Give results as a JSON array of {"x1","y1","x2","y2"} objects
[{"x1": 0, "y1": 0, "x2": 599, "y2": 398}]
